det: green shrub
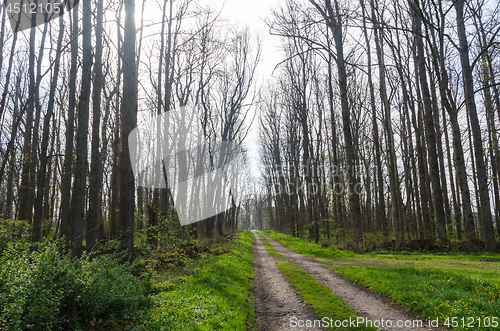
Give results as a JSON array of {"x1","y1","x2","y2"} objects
[
  {"x1": 0, "y1": 219, "x2": 30, "y2": 253},
  {"x1": 0, "y1": 236, "x2": 151, "y2": 330}
]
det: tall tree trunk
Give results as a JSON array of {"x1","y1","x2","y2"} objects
[
  {"x1": 86, "y1": 0, "x2": 104, "y2": 252},
  {"x1": 70, "y1": 0, "x2": 92, "y2": 257},
  {"x1": 428, "y1": 0, "x2": 472, "y2": 247},
  {"x1": 119, "y1": 0, "x2": 138, "y2": 258},
  {"x1": 5, "y1": 76, "x2": 21, "y2": 220},
  {"x1": 443, "y1": 109, "x2": 462, "y2": 239},
  {"x1": 17, "y1": 12, "x2": 37, "y2": 222},
  {"x1": 310, "y1": 0, "x2": 363, "y2": 245},
  {"x1": 371, "y1": 0, "x2": 404, "y2": 244},
  {"x1": 33, "y1": 14, "x2": 64, "y2": 242},
  {"x1": 110, "y1": 4, "x2": 123, "y2": 240},
  {"x1": 410, "y1": 39, "x2": 432, "y2": 240},
  {"x1": 385, "y1": 3, "x2": 422, "y2": 239},
  {"x1": 28, "y1": 17, "x2": 49, "y2": 237},
  {"x1": 427, "y1": 61, "x2": 451, "y2": 232},
  {"x1": 360, "y1": 0, "x2": 386, "y2": 236},
  {"x1": 60, "y1": 1, "x2": 79, "y2": 241},
  {"x1": 410, "y1": 0, "x2": 447, "y2": 242},
  {"x1": 454, "y1": 0, "x2": 496, "y2": 252},
  {"x1": 147, "y1": 0, "x2": 168, "y2": 247},
  {"x1": 475, "y1": 17, "x2": 500, "y2": 242},
  {"x1": 326, "y1": 34, "x2": 344, "y2": 236}
]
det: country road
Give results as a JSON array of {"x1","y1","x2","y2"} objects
[{"x1": 252, "y1": 231, "x2": 443, "y2": 331}]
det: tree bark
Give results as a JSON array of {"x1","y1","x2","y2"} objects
[
  {"x1": 310, "y1": 0, "x2": 363, "y2": 246},
  {"x1": 410, "y1": 0, "x2": 447, "y2": 242},
  {"x1": 60, "y1": 1, "x2": 79, "y2": 241},
  {"x1": 70, "y1": 0, "x2": 92, "y2": 257},
  {"x1": 17, "y1": 12, "x2": 37, "y2": 222},
  {"x1": 455, "y1": 0, "x2": 496, "y2": 252},
  {"x1": 86, "y1": 0, "x2": 104, "y2": 252},
  {"x1": 33, "y1": 14, "x2": 64, "y2": 242},
  {"x1": 119, "y1": 0, "x2": 138, "y2": 258}
]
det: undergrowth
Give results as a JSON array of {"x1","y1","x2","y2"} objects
[
  {"x1": 132, "y1": 231, "x2": 255, "y2": 331},
  {"x1": 0, "y1": 235, "x2": 152, "y2": 331}
]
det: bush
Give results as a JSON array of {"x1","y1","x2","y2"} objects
[
  {"x1": 0, "y1": 219, "x2": 30, "y2": 254},
  {"x1": 0, "y1": 236, "x2": 151, "y2": 330}
]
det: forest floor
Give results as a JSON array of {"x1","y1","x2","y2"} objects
[
  {"x1": 253, "y1": 231, "x2": 440, "y2": 330},
  {"x1": 109, "y1": 230, "x2": 499, "y2": 330}
]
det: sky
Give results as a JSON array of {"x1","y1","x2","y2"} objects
[
  {"x1": 212, "y1": 0, "x2": 285, "y2": 180},
  {"x1": 215, "y1": 0, "x2": 283, "y2": 81},
  {"x1": 135, "y1": 0, "x2": 286, "y2": 182}
]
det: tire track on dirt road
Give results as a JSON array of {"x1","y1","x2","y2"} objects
[{"x1": 253, "y1": 231, "x2": 323, "y2": 330}]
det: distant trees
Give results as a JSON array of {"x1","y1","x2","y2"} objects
[{"x1": 261, "y1": 0, "x2": 500, "y2": 252}]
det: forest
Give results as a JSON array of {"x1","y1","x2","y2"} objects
[
  {"x1": 1, "y1": 0, "x2": 500, "y2": 256},
  {"x1": 259, "y1": 0, "x2": 500, "y2": 253},
  {"x1": 1, "y1": 0, "x2": 500, "y2": 329}
]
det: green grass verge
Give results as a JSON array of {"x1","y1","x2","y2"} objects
[
  {"x1": 276, "y1": 261, "x2": 377, "y2": 330},
  {"x1": 330, "y1": 265, "x2": 500, "y2": 331},
  {"x1": 261, "y1": 230, "x2": 357, "y2": 259},
  {"x1": 267, "y1": 230, "x2": 500, "y2": 330},
  {"x1": 132, "y1": 231, "x2": 255, "y2": 331},
  {"x1": 263, "y1": 230, "x2": 500, "y2": 262}
]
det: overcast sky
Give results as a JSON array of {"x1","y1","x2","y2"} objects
[
  {"x1": 215, "y1": 0, "x2": 283, "y2": 80},
  {"x1": 213, "y1": 0, "x2": 284, "y2": 179}
]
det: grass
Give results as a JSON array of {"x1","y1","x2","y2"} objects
[
  {"x1": 256, "y1": 232, "x2": 285, "y2": 259},
  {"x1": 265, "y1": 230, "x2": 500, "y2": 331},
  {"x1": 257, "y1": 233, "x2": 376, "y2": 330},
  {"x1": 332, "y1": 266, "x2": 500, "y2": 331},
  {"x1": 262, "y1": 230, "x2": 358, "y2": 259},
  {"x1": 132, "y1": 231, "x2": 255, "y2": 331}
]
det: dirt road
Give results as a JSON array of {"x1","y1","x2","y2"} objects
[
  {"x1": 253, "y1": 231, "x2": 322, "y2": 330},
  {"x1": 253, "y1": 231, "x2": 442, "y2": 331}
]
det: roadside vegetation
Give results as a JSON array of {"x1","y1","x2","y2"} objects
[
  {"x1": 0, "y1": 226, "x2": 255, "y2": 331},
  {"x1": 132, "y1": 231, "x2": 255, "y2": 331},
  {"x1": 0, "y1": 235, "x2": 152, "y2": 331},
  {"x1": 262, "y1": 230, "x2": 500, "y2": 330}
]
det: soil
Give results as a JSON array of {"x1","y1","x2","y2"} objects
[
  {"x1": 255, "y1": 231, "x2": 445, "y2": 331},
  {"x1": 253, "y1": 232, "x2": 322, "y2": 330}
]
